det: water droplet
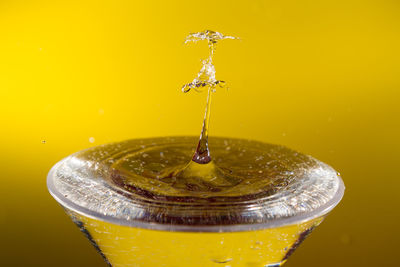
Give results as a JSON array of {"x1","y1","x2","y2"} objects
[
  {"x1": 41, "y1": 140, "x2": 46, "y2": 144},
  {"x1": 89, "y1": 137, "x2": 95, "y2": 143}
]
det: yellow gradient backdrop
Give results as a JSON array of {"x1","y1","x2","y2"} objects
[{"x1": 0, "y1": 1, "x2": 399, "y2": 266}]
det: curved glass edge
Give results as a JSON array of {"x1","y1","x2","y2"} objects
[{"x1": 47, "y1": 159, "x2": 345, "y2": 233}]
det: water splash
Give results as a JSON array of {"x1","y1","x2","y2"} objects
[
  {"x1": 182, "y1": 30, "x2": 238, "y2": 93},
  {"x1": 182, "y1": 30, "x2": 238, "y2": 164}
]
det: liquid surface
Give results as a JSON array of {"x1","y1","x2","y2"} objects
[
  {"x1": 48, "y1": 136, "x2": 343, "y2": 229},
  {"x1": 108, "y1": 137, "x2": 317, "y2": 199}
]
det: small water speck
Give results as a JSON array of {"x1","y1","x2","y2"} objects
[
  {"x1": 89, "y1": 137, "x2": 95, "y2": 143},
  {"x1": 41, "y1": 140, "x2": 46, "y2": 144}
]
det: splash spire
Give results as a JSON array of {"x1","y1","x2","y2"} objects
[{"x1": 182, "y1": 30, "x2": 238, "y2": 164}]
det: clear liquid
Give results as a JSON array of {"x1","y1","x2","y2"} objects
[
  {"x1": 104, "y1": 137, "x2": 314, "y2": 199},
  {"x1": 67, "y1": 209, "x2": 323, "y2": 267},
  {"x1": 182, "y1": 30, "x2": 238, "y2": 164}
]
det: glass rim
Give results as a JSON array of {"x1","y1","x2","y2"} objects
[{"x1": 47, "y1": 159, "x2": 345, "y2": 232}]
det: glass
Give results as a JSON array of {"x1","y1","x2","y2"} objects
[{"x1": 47, "y1": 136, "x2": 344, "y2": 266}]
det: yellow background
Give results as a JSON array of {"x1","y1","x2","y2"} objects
[{"x1": 0, "y1": 0, "x2": 399, "y2": 266}]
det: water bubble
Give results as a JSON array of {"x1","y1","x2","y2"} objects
[{"x1": 89, "y1": 137, "x2": 95, "y2": 143}]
